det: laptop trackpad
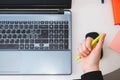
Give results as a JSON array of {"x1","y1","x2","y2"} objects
[{"x1": 0, "y1": 52, "x2": 20, "y2": 74}]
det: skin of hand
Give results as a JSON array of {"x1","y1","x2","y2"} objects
[{"x1": 77, "y1": 34, "x2": 106, "y2": 73}]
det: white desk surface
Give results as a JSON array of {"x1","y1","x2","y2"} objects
[{"x1": 1, "y1": 0, "x2": 120, "y2": 80}]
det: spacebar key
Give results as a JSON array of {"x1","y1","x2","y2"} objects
[
  {"x1": 35, "y1": 39, "x2": 48, "y2": 43},
  {"x1": 0, "y1": 44, "x2": 19, "y2": 49}
]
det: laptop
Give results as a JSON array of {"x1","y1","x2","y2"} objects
[{"x1": 0, "y1": 0, "x2": 72, "y2": 74}]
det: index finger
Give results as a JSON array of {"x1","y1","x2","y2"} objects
[{"x1": 85, "y1": 37, "x2": 93, "y2": 51}]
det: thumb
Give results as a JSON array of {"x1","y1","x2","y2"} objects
[{"x1": 95, "y1": 34, "x2": 106, "y2": 51}]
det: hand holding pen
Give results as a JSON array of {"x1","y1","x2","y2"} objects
[{"x1": 76, "y1": 34, "x2": 106, "y2": 73}]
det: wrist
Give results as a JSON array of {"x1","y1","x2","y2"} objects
[{"x1": 83, "y1": 65, "x2": 99, "y2": 73}]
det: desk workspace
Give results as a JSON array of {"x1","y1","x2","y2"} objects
[{"x1": 0, "y1": 0, "x2": 120, "y2": 80}]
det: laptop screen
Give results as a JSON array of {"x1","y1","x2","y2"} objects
[{"x1": 0, "y1": 0, "x2": 71, "y2": 9}]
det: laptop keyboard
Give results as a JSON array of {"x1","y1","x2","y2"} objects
[{"x1": 0, "y1": 21, "x2": 69, "y2": 50}]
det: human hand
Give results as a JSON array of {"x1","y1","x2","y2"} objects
[{"x1": 77, "y1": 34, "x2": 106, "y2": 73}]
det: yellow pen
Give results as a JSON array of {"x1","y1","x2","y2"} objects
[{"x1": 75, "y1": 34, "x2": 102, "y2": 61}]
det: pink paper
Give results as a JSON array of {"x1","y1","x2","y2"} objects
[{"x1": 109, "y1": 31, "x2": 120, "y2": 53}]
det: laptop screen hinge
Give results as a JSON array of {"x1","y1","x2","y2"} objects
[
  {"x1": 0, "y1": 9, "x2": 65, "y2": 14},
  {"x1": 58, "y1": 9, "x2": 64, "y2": 14}
]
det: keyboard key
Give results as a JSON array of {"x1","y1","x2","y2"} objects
[
  {"x1": 34, "y1": 25, "x2": 38, "y2": 29},
  {"x1": 9, "y1": 25, "x2": 13, "y2": 29},
  {"x1": 29, "y1": 25, "x2": 33, "y2": 29},
  {"x1": 39, "y1": 25, "x2": 48, "y2": 29},
  {"x1": 15, "y1": 21, "x2": 18, "y2": 24},
  {"x1": 54, "y1": 25, "x2": 58, "y2": 29},
  {"x1": 0, "y1": 39, "x2": 4, "y2": 43},
  {"x1": 9, "y1": 21, "x2": 14, "y2": 24},
  {"x1": 12, "y1": 30, "x2": 15, "y2": 33},
  {"x1": 59, "y1": 25, "x2": 63, "y2": 29},
  {"x1": 41, "y1": 21, "x2": 44, "y2": 24},
  {"x1": 59, "y1": 30, "x2": 64, "y2": 34},
  {"x1": 45, "y1": 21, "x2": 48, "y2": 24},
  {"x1": 49, "y1": 39, "x2": 53, "y2": 43},
  {"x1": 54, "y1": 30, "x2": 58, "y2": 34},
  {"x1": 41, "y1": 30, "x2": 48, "y2": 38},
  {"x1": 49, "y1": 30, "x2": 53, "y2": 34},
  {"x1": 25, "y1": 25, "x2": 28, "y2": 29},
  {"x1": 0, "y1": 44, "x2": 19, "y2": 49},
  {"x1": 30, "y1": 44, "x2": 34, "y2": 49},
  {"x1": 15, "y1": 39, "x2": 19, "y2": 43},
  {"x1": 54, "y1": 39, "x2": 58, "y2": 43},
  {"x1": 19, "y1": 25, "x2": 24, "y2": 29},
  {"x1": 23, "y1": 21, "x2": 27, "y2": 24},
  {"x1": 35, "y1": 39, "x2": 48, "y2": 43},
  {"x1": 20, "y1": 44, "x2": 24, "y2": 49},
  {"x1": 5, "y1": 39, "x2": 9, "y2": 43},
  {"x1": 3, "y1": 34, "x2": 7, "y2": 38},
  {"x1": 59, "y1": 39, "x2": 64, "y2": 43},
  {"x1": 49, "y1": 35, "x2": 53, "y2": 38},
  {"x1": 49, "y1": 25, "x2": 53, "y2": 29},
  {"x1": 41, "y1": 30, "x2": 48, "y2": 34},
  {"x1": 23, "y1": 34, "x2": 27, "y2": 38},
  {"x1": 21, "y1": 30, "x2": 25, "y2": 33},
  {"x1": 64, "y1": 25, "x2": 69, "y2": 29},
  {"x1": 50, "y1": 44, "x2": 58, "y2": 49},
  {"x1": 35, "y1": 30, "x2": 40, "y2": 34},
  {"x1": 5, "y1": 25, "x2": 8, "y2": 29},
  {"x1": 25, "y1": 39, "x2": 29, "y2": 43},
  {"x1": 54, "y1": 35, "x2": 58, "y2": 38},
  {"x1": 20, "y1": 39, "x2": 24, "y2": 43},
  {"x1": 64, "y1": 21, "x2": 68, "y2": 24},
  {"x1": 18, "y1": 34, "x2": 22, "y2": 38},
  {"x1": 30, "y1": 39, "x2": 34, "y2": 43},
  {"x1": 10, "y1": 39, "x2": 14, "y2": 43},
  {"x1": 26, "y1": 30, "x2": 31, "y2": 33},
  {"x1": 2, "y1": 30, "x2": 5, "y2": 33},
  {"x1": 25, "y1": 44, "x2": 29, "y2": 49},
  {"x1": 59, "y1": 44, "x2": 64, "y2": 49},
  {"x1": 8, "y1": 34, "x2": 12, "y2": 38},
  {"x1": 6, "y1": 30, "x2": 11, "y2": 33},
  {"x1": 16, "y1": 30, "x2": 20, "y2": 33},
  {"x1": 64, "y1": 30, "x2": 69, "y2": 38},
  {"x1": 64, "y1": 39, "x2": 68, "y2": 43},
  {"x1": 0, "y1": 25, "x2": 3, "y2": 29},
  {"x1": 13, "y1": 34, "x2": 17, "y2": 38},
  {"x1": 14, "y1": 25, "x2": 19, "y2": 29},
  {"x1": 64, "y1": 45, "x2": 68, "y2": 49},
  {"x1": 59, "y1": 35, "x2": 64, "y2": 38}
]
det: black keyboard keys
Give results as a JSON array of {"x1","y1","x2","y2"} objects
[{"x1": 0, "y1": 21, "x2": 69, "y2": 51}]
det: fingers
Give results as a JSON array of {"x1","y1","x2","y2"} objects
[
  {"x1": 78, "y1": 38, "x2": 93, "y2": 57},
  {"x1": 77, "y1": 33, "x2": 106, "y2": 59},
  {"x1": 77, "y1": 43, "x2": 87, "y2": 58},
  {"x1": 95, "y1": 34, "x2": 106, "y2": 51},
  {"x1": 86, "y1": 37, "x2": 93, "y2": 51}
]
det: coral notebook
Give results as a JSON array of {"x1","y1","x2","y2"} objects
[
  {"x1": 111, "y1": 0, "x2": 120, "y2": 25},
  {"x1": 109, "y1": 31, "x2": 120, "y2": 53}
]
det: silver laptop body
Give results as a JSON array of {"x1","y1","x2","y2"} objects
[{"x1": 0, "y1": 0, "x2": 72, "y2": 75}]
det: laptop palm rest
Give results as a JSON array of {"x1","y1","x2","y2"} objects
[
  {"x1": 0, "y1": 51, "x2": 71, "y2": 74},
  {"x1": 0, "y1": 52, "x2": 20, "y2": 74}
]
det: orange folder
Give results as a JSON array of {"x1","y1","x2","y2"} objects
[
  {"x1": 111, "y1": 0, "x2": 120, "y2": 25},
  {"x1": 109, "y1": 31, "x2": 120, "y2": 53}
]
